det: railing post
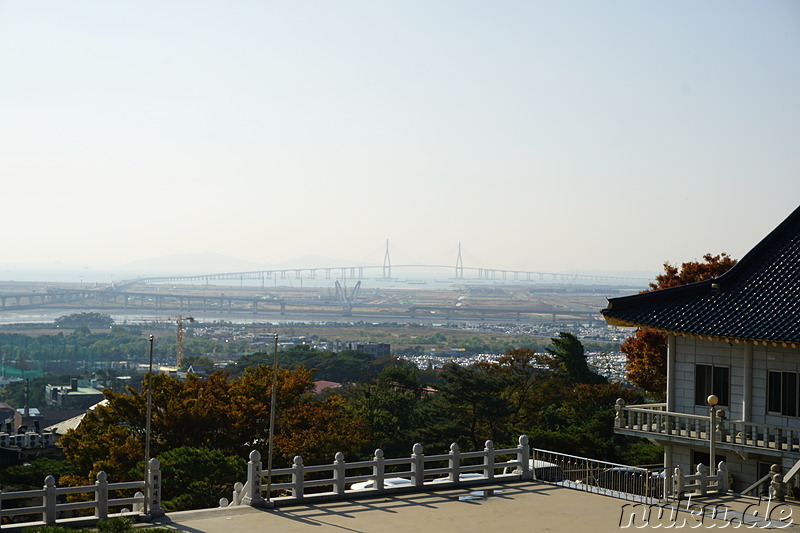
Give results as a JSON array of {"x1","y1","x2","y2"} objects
[
  {"x1": 334, "y1": 452, "x2": 346, "y2": 495},
  {"x1": 673, "y1": 466, "x2": 683, "y2": 496},
  {"x1": 147, "y1": 458, "x2": 164, "y2": 518},
  {"x1": 231, "y1": 482, "x2": 243, "y2": 506},
  {"x1": 697, "y1": 464, "x2": 708, "y2": 496},
  {"x1": 770, "y1": 472, "x2": 787, "y2": 502},
  {"x1": 373, "y1": 449, "x2": 385, "y2": 491},
  {"x1": 242, "y1": 450, "x2": 266, "y2": 507},
  {"x1": 292, "y1": 456, "x2": 304, "y2": 499},
  {"x1": 483, "y1": 440, "x2": 495, "y2": 480},
  {"x1": 448, "y1": 443, "x2": 460, "y2": 482},
  {"x1": 133, "y1": 491, "x2": 144, "y2": 513},
  {"x1": 614, "y1": 398, "x2": 626, "y2": 428},
  {"x1": 717, "y1": 461, "x2": 728, "y2": 493},
  {"x1": 44, "y1": 475, "x2": 56, "y2": 526},
  {"x1": 95, "y1": 471, "x2": 109, "y2": 520},
  {"x1": 518, "y1": 435, "x2": 531, "y2": 480},
  {"x1": 411, "y1": 443, "x2": 425, "y2": 487}
]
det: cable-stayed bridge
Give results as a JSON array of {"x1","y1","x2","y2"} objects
[
  {"x1": 0, "y1": 244, "x2": 647, "y2": 321},
  {"x1": 117, "y1": 241, "x2": 649, "y2": 289},
  {"x1": 122, "y1": 264, "x2": 647, "y2": 288}
]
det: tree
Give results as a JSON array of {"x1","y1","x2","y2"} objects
[
  {"x1": 55, "y1": 312, "x2": 115, "y2": 328},
  {"x1": 418, "y1": 362, "x2": 515, "y2": 450},
  {"x1": 343, "y1": 363, "x2": 424, "y2": 457},
  {"x1": 621, "y1": 253, "x2": 737, "y2": 397},
  {"x1": 620, "y1": 329, "x2": 668, "y2": 396},
  {"x1": 157, "y1": 446, "x2": 246, "y2": 511},
  {"x1": 60, "y1": 366, "x2": 369, "y2": 485},
  {"x1": 0, "y1": 457, "x2": 75, "y2": 490},
  {"x1": 650, "y1": 253, "x2": 737, "y2": 290},
  {"x1": 545, "y1": 332, "x2": 605, "y2": 384}
]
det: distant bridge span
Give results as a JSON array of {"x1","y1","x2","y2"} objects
[
  {"x1": 120, "y1": 264, "x2": 648, "y2": 288},
  {"x1": 0, "y1": 286, "x2": 602, "y2": 324}
]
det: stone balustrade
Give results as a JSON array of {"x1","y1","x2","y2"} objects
[
  {"x1": 614, "y1": 399, "x2": 800, "y2": 453},
  {"x1": 0, "y1": 458, "x2": 162, "y2": 528},
  {"x1": 674, "y1": 462, "x2": 728, "y2": 496},
  {"x1": 229, "y1": 435, "x2": 532, "y2": 508}
]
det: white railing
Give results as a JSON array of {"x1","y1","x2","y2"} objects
[
  {"x1": 531, "y1": 448, "x2": 669, "y2": 502},
  {"x1": 229, "y1": 436, "x2": 532, "y2": 507},
  {"x1": 614, "y1": 399, "x2": 800, "y2": 454},
  {"x1": 674, "y1": 462, "x2": 728, "y2": 495},
  {"x1": 0, "y1": 459, "x2": 163, "y2": 529}
]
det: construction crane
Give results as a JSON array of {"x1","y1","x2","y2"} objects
[
  {"x1": 174, "y1": 315, "x2": 195, "y2": 368},
  {"x1": 135, "y1": 315, "x2": 195, "y2": 368},
  {"x1": 334, "y1": 280, "x2": 361, "y2": 317}
]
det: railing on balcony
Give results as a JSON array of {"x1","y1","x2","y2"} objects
[{"x1": 614, "y1": 399, "x2": 800, "y2": 453}]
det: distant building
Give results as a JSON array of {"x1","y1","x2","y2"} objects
[
  {"x1": 45, "y1": 378, "x2": 105, "y2": 409},
  {"x1": 337, "y1": 342, "x2": 391, "y2": 358},
  {"x1": 0, "y1": 402, "x2": 21, "y2": 432}
]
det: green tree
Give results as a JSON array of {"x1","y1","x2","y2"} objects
[
  {"x1": 0, "y1": 457, "x2": 76, "y2": 489},
  {"x1": 418, "y1": 362, "x2": 515, "y2": 450},
  {"x1": 55, "y1": 312, "x2": 115, "y2": 328},
  {"x1": 157, "y1": 446, "x2": 246, "y2": 511},
  {"x1": 344, "y1": 363, "x2": 424, "y2": 456},
  {"x1": 545, "y1": 332, "x2": 605, "y2": 384}
]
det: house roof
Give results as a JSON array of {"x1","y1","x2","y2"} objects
[
  {"x1": 44, "y1": 400, "x2": 108, "y2": 435},
  {"x1": 313, "y1": 380, "x2": 342, "y2": 394},
  {"x1": 602, "y1": 205, "x2": 800, "y2": 346}
]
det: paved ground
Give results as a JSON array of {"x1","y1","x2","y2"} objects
[{"x1": 144, "y1": 481, "x2": 800, "y2": 532}]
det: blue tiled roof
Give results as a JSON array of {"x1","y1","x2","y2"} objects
[{"x1": 602, "y1": 205, "x2": 800, "y2": 345}]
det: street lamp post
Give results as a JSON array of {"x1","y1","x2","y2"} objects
[
  {"x1": 144, "y1": 335, "x2": 154, "y2": 515},
  {"x1": 266, "y1": 334, "x2": 278, "y2": 503},
  {"x1": 708, "y1": 394, "x2": 719, "y2": 476}
]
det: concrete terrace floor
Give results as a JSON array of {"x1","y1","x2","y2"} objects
[{"x1": 143, "y1": 481, "x2": 800, "y2": 532}]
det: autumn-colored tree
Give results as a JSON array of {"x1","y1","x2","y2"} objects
[
  {"x1": 60, "y1": 366, "x2": 369, "y2": 489},
  {"x1": 650, "y1": 253, "x2": 737, "y2": 290},
  {"x1": 622, "y1": 253, "x2": 737, "y2": 397},
  {"x1": 620, "y1": 329, "x2": 668, "y2": 395}
]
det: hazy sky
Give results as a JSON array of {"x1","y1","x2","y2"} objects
[{"x1": 1, "y1": 1, "x2": 798, "y2": 276}]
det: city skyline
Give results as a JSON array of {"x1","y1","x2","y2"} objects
[{"x1": 1, "y1": 1, "x2": 798, "y2": 275}]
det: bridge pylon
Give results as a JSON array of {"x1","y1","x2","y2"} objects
[
  {"x1": 455, "y1": 242, "x2": 464, "y2": 279},
  {"x1": 382, "y1": 238, "x2": 391, "y2": 279}
]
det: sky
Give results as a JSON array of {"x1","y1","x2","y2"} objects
[{"x1": 1, "y1": 1, "x2": 798, "y2": 278}]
